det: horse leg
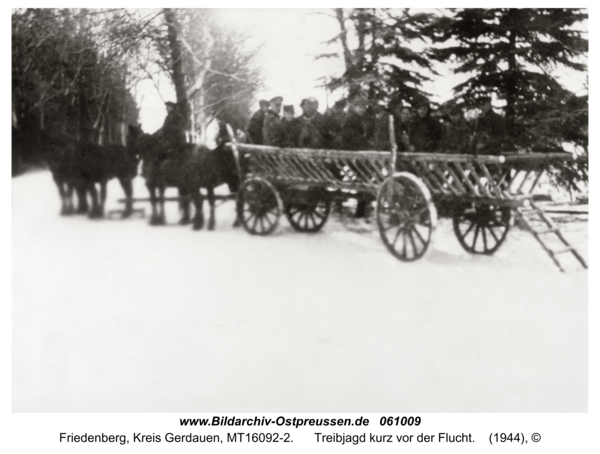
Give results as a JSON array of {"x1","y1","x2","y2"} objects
[
  {"x1": 177, "y1": 188, "x2": 185, "y2": 214},
  {"x1": 147, "y1": 183, "x2": 160, "y2": 225},
  {"x1": 75, "y1": 184, "x2": 88, "y2": 214},
  {"x1": 65, "y1": 183, "x2": 75, "y2": 215},
  {"x1": 88, "y1": 182, "x2": 101, "y2": 219},
  {"x1": 178, "y1": 187, "x2": 191, "y2": 225},
  {"x1": 192, "y1": 188, "x2": 204, "y2": 231},
  {"x1": 158, "y1": 186, "x2": 167, "y2": 225},
  {"x1": 119, "y1": 177, "x2": 134, "y2": 218},
  {"x1": 207, "y1": 186, "x2": 216, "y2": 231},
  {"x1": 232, "y1": 193, "x2": 241, "y2": 228},
  {"x1": 99, "y1": 180, "x2": 107, "y2": 218},
  {"x1": 53, "y1": 175, "x2": 69, "y2": 216}
]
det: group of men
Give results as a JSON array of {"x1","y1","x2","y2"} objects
[
  {"x1": 245, "y1": 95, "x2": 507, "y2": 156},
  {"x1": 247, "y1": 96, "x2": 346, "y2": 150},
  {"x1": 243, "y1": 94, "x2": 506, "y2": 219},
  {"x1": 154, "y1": 92, "x2": 506, "y2": 158},
  {"x1": 152, "y1": 94, "x2": 506, "y2": 218}
]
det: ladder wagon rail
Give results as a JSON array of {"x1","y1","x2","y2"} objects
[{"x1": 225, "y1": 120, "x2": 585, "y2": 272}]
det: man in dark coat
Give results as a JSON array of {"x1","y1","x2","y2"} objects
[
  {"x1": 411, "y1": 100, "x2": 443, "y2": 152},
  {"x1": 443, "y1": 104, "x2": 472, "y2": 154},
  {"x1": 371, "y1": 99, "x2": 414, "y2": 152},
  {"x1": 155, "y1": 101, "x2": 186, "y2": 155},
  {"x1": 144, "y1": 101, "x2": 186, "y2": 177},
  {"x1": 247, "y1": 99, "x2": 269, "y2": 145},
  {"x1": 472, "y1": 96, "x2": 506, "y2": 155},
  {"x1": 280, "y1": 105, "x2": 302, "y2": 148},
  {"x1": 341, "y1": 96, "x2": 369, "y2": 151},
  {"x1": 319, "y1": 99, "x2": 346, "y2": 186},
  {"x1": 322, "y1": 99, "x2": 346, "y2": 149},
  {"x1": 262, "y1": 96, "x2": 284, "y2": 147},
  {"x1": 388, "y1": 99, "x2": 415, "y2": 152},
  {"x1": 299, "y1": 98, "x2": 309, "y2": 117},
  {"x1": 298, "y1": 97, "x2": 328, "y2": 149}
]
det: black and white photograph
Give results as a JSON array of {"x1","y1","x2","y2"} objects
[{"x1": 10, "y1": 4, "x2": 591, "y2": 431}]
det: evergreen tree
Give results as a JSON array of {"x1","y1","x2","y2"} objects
[
  {"x1": 428, "y1": 8, "x2": 588, "y2": 152},
  {"x1": 320, "y1": 8, "x2": 436, "y2": 107}
]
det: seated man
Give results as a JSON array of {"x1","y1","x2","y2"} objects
[
  {"x1": 154, "y1": 101, "x2": 186, "y2": 159},
  {"x1": 144, "y1": 101, "x2": 186, "y2": 178}
]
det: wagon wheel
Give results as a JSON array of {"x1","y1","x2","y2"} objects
[
  {"x1": 285, "y1": 195, "x2": 330, "y2": 233},
  {"x1": 452, "y1": 203, "x2": 511, "y2": 254},
  {"x1": 236, "y1": 177, "x2": 282, "y2": 235},
  {"x1": 376, "y1": 172, "x2": 437, "y2": 262}
]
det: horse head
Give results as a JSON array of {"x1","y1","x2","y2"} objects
[
  {"x1": 127, "y1": 124, "x2": 164, "y2": 166},
  {"x1": 127, "y1": 124, "x2": 147, "y2": 158},
  {"x1": 127, "y1": 124, "x2": 143, "y2": 145}
]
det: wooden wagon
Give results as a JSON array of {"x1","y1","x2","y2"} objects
[{"x1": 226, "y1": 120, "x2": 587, "y2": 272}]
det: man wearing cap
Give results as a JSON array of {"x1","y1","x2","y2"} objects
[
  {"x1": 247, "y1": 99, "x2": 269, "y2": 145},
  {"x1": 322, "y1": 99, "x2": 346, "y2": 149},
  {"x1": 298, "y1": 97, "x2": 328, "y2": 149},
  {"x1": 443, "y1": 104, "x2": 472, "y2": 154},
  {"x1": 411, "y1": 99, "x2": 443, "y2": 152},
  {"x1": 262, "y1": 96, "x2": 284, "y2": 147},
  {"x1": 383, "y1": 98, "x2": 415, "y2": 152},
  {"x1": 472, "y1": 96, "x2": 506, "y2": 155},
  {"x1": 341, "y1": 96, "x2": 369, "y2": 151},
  {"x1": 370, "y1": 103, "x2": 392, "y2": 151},
  {"x1": 299, "y1": 99, "x2": 309, "y2": 117},
  {"x1": 281, "y1": 105, "x2": 301, "y2": 148},
  {"x1": 155, "y1": 101, "x2": 186, "y2": 156}
]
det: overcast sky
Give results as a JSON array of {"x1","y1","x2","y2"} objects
[{"x1": 136, "y1": 8, "x2": 588, "y2": 137}]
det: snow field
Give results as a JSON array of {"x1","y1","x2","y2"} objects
[{"x1": 12, "y1": 171, "x2": 588, "y2": 412}]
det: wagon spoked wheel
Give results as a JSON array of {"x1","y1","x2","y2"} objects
[
  {"x1": 285, "y1": 197, "x2": 330, "y2": 233},
  {"x1": 236, "y1": 177, "x2": 282, "y2": 236},
  {"x1": 376, "y1": 172, "x2": 437, "y2": 262},
  {"x1": 452, "y1": 203, "x2": 511, "y2": 255}
]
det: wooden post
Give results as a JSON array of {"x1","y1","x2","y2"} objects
[
  {"x1": 226, "y1": 124, "x2": 243, "y2": 183},
  {"x1": 388, "y1": 114, "x2": 397, "y2": 175}
]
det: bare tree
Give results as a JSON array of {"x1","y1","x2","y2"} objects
[{"x1": 145, "y1": 9, "x2": 262, "y2": 142}]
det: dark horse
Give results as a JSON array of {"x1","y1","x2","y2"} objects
[
  {"x1": 77, "y1": 127, "x2": 139, "y2": 218},
  {"x1": 12, "y1": 125, "x2": 88, "y2": 215},
  {"x1": 48, "y1": 136, "x2": 88, "y2": 216},
  {"x1": 127, "y1": 125, "x2": 239, "y2": 230}
]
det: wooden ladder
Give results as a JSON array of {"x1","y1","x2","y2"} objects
[{"x1": 514, "y1": 201, "x2": 587, "y2": 272}]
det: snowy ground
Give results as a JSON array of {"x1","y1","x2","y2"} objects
[{"x1": 12, "y1": 170, "x2": 588, "y2": 412}]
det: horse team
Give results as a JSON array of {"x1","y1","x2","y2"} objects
[{"x1": 45, "y1": 125, "x2": 238, "y2": 230}]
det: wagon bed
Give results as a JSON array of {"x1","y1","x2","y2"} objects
[{"x1": 226, "y1": 121, "x2": 586, "y2": 272}]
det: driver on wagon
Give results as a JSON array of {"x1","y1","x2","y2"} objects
[{"x1": 154, "y1": 101, "x2": 186, "y2": 158}]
